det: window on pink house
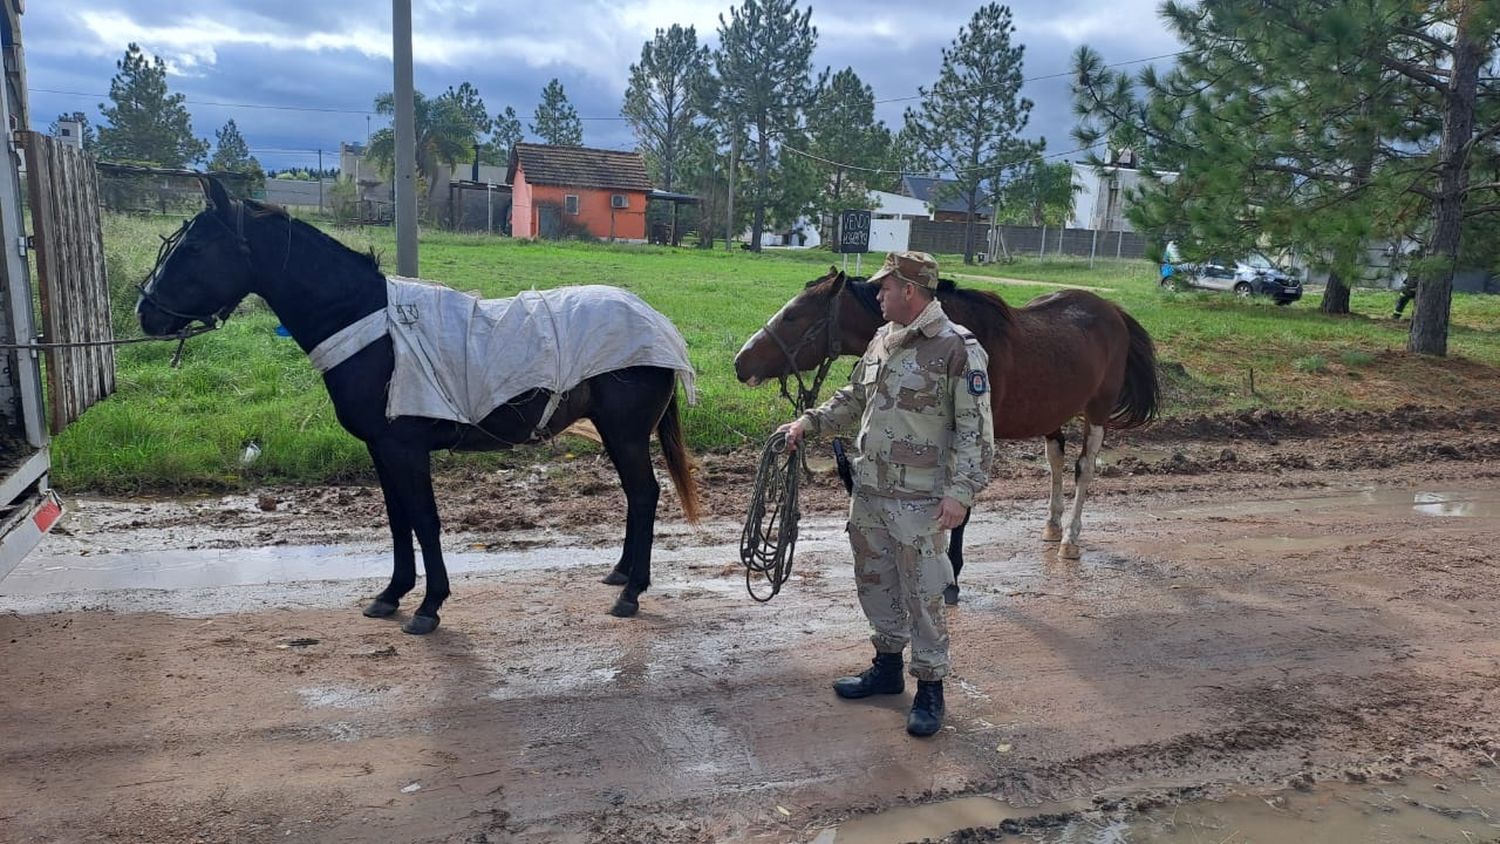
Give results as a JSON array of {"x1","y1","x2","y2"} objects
[{"x1": 565, "y1": 194, "x2": 580, "y2": 215}]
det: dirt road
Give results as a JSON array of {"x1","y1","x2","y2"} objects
[{"x1": 3, "y1": 406, "x2": 1499, "y2": 842}]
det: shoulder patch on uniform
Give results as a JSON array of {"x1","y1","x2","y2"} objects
[{"x1": 966, "y1": 370, "x2": 989, "y2": 396}]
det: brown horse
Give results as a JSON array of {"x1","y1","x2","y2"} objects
[{"x1": 734, "y1": 268, "x2": 1158, "y2": 577}]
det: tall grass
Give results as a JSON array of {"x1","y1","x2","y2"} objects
[{"x1": 55, "y1": 215, "x2": 1500, "y2": 492}]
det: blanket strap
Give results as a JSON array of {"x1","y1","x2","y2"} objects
[
  {"x1": 308, "y1": 309, "x2": 389, "y2": 373},
  {"x1": 532, "y1": 291, "x2": 568, "y2": 439}
]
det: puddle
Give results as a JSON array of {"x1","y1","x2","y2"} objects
[
  {"x1": 296, "y1": 684, "x2": 395, "y2": 710},
  {"x1": 0, "y1": 519, "x2": 857, "y2": 595},
  {"x1": 816, "y1": 776, "x2": 1498, "y2": 844},
  {"x1": 1040, "y1": 775, "x2": 1499, "y2": 843},
  {"x1": 1158, "y1": 487, "x2": 1500, "y2": 520},
  {"x1": 810, "y1": 796, "x2": 1087, "y2": 844}
]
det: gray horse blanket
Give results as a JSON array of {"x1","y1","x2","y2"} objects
[{"x1": 308, "y1": 278, "x2": 696, "y2": 428}]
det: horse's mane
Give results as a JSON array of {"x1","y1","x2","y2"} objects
[
  {"x1": 808, "y1": 272, "x2": 1015, "y2": 328},
  {"x1": 243, "y1": 198, "x2": 382, "y2": 272}
]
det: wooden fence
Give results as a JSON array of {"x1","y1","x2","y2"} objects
[{"x1": 20, "y1": 132, "x2": 115, "y2": 433}]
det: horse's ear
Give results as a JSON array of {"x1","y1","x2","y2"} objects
[
  {"x1": 197, "y1": 174, "x2": 233, "y2": 218},
  {"x1": 829, "y1": 269, "x2": 847, "y2": 294}
]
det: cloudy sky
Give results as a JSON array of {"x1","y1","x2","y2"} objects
[{"x1": 24, "y1": 0, "x2": 1180, "y2": 173}]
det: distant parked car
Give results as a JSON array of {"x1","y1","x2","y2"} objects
[{"x1": 1165, "y1": 253, "x2": 1303, "y2": 305}]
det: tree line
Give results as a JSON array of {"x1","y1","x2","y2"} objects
[
  {"x1": 58, "y1": 1, "x2": 1494, "y2": 354},
  {"x1": 59, "y1": 4, "x2": 1070, "y2": 265},
  {"x1": 1071, "y1": 0, "x2": 1499, "y2": 356}
]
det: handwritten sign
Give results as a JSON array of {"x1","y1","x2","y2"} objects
[{"x1": 837, "y1": 209, "x2": 871, "y2": 254}]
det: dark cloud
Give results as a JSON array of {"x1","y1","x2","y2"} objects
[{"x1": 23, "y1": 0, "x2": 1177, "y2": 172}]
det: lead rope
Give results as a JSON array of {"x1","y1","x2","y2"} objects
[
  {"x1": 739, "y1": 427, "x2": 801, "y2": 602},
  {"x1": 738, "y1": 288, "x2": 844, "y2": 602},
  {"x1": 0, "y1": 323, "x2": 221, "y2": 368}
]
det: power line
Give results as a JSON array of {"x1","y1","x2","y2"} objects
[
  {"x1": 27, "y1": 49, "x2": 1189, "y2": 124},
  {"x1": 872, "y1": 51, "x2": 1190, "y2": 105},
  {"x1": 779, "y1": 140, "x2": 1106, "y2": 179}
]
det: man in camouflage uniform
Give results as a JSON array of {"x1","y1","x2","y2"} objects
[{"x1": 780, "y1": 250, "x2": 995, "y2": 737}]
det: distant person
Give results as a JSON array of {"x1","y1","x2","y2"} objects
[
  {"x1": 1392, "y1": 245, "x2": 1424, "y2": 320},
  {"x1": 1160, "y1": 240, "x2": 1181, "y2": 283}
]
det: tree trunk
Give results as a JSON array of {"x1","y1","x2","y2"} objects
[
  {"x1": 962, "y1": 187, "x2": 978, "y2": 264},
  {"x1": 1409, "y1": 6, "x2": 1480, "y2": 357},
  {"x1": 1322, "y1": 106, "x2": 1379, "y2": 317},
  {"x1": 750, "y1": 124, "x2": 769, "y2": 252},
  {"x1": 1320, "y1": 269, "x2": 1351, "y2": 314}
]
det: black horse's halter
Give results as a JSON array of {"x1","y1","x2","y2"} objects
[
  {"x1": 135, "y1": 199, "x2": 293, "y2": 366},
  {"x1": 762, "y1": 278, "x2": 844, "y2": 414},
  {"x1": 137, "y1": 200, "x2": 293, "y2": 330}
]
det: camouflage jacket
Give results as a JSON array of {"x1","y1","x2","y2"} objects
[{"x1": 799, "y1": 299, "x2": 995, "y2": 506}]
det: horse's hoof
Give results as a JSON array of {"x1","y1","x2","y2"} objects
[
  {"x1": 601, "y1": 569, "x2": 629, "y2": 586},
  {"x1": 609, "y1": 596, "x2": 639, "y2": 618},
  {"x1": 1041, "y1": 524, "x2": 1063, "y2": 542},
  {"x1": 1060, "y1": 542, "x2": 1082, "y2": 560},
  {"x1": 943, "y1": 584, "x2": 960, "y2": 606},
  {"x1": 402, "y1": 614, "x2": 440, "y2": 635},
  {"x1": 363, "y1": 599, "x2": 399, "y2": 618}
]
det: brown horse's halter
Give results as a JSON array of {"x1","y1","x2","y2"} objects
[{"x1": 761, "y1": 280, "x2": 844, "y2": 414}]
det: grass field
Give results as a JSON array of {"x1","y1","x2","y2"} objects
[{"x1": 51, "y1": 213, "x2": 1500, "y2": 492}]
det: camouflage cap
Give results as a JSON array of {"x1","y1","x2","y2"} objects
[{"x1": 869, "y1": 250, "x2": 940, "y2": 289}]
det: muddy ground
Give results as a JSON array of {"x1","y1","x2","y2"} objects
[{"x1": 2, "y1": 404, "x2": 1499, "y2": 842}]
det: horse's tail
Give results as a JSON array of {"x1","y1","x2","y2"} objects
[
  {"x1": 1109, "y1": 309, "x2": 1161, "y2": 429},
  {"x1": 657, "y1": 391, "x2": 701, "y2": 524}
]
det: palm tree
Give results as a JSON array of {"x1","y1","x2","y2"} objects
[{"x1": 365, "y1": 91, "x2": 483, "y2": 207}]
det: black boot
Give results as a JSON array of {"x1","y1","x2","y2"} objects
[
  {"x1": 906, "y1": 680, "x2": 945, "y2": 737},
  {"x1": 832, "y1": 651, "x2": 905, "y2": 699}
]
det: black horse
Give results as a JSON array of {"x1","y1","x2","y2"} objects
[{"x1": 137, "y1": 176, "x2": 700, "y2": 632}]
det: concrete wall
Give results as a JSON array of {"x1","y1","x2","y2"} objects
[
  {"x1": 908, "y1": 219, "x2": 1148, "y2": 260},
  {"x1": 265, "y1": 178, "x2": 338, "y2": 210}
]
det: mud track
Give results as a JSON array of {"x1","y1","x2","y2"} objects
[{"x1": 2, "y1": 404, "x2": 1499, "y2": 842}]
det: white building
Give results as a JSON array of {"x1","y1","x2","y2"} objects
[
  {"x1": 869, "y1": 189, "x2": 931, "y2": 221},
  {"x1": 1068, "y1": 153, "x2": 1178, "y2": 233}
]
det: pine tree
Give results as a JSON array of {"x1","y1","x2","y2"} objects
[
  {"x1": 96, "y1": 43, "x2": 208, "y2": 167},
  {"x1": 431, "y1": 82, "x2": 490, "y2": 166},
  {"x1": 623, "y1": 24, "x2": 714, "y2": 191},
  {"x1": 1072, "y1": 0, "x2": 1499, "y2": 348},
  {"x1": 714, "y1": 0, "x2": 818, "y2": 250},
  {"x1": 531, "y1": 79, "x2": 583, "y2": 147},
  {"x1": 805, "y1": 67, "x2": 892, "y2": 238},
  {"x1": 208, "y1": 118, "x2": 264, "y2": 190},
  {"x1": 486, "y1": 106, "x2": 524, "y2": 165},
  {"x1": 903, "y1": 4, "x2": 1040, "y2": 264}
]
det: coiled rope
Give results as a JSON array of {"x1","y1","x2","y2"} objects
[
  {"x1": 738, "y1": 284, "x2": 846, "y2": 602},
  {"x1": 739, "y1": 429, "x2": 802, "y2": 602}
]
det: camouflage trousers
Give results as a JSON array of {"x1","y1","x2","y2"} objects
[{"x1": 848, "y1": 492, "x2": 954, "y2": 681}]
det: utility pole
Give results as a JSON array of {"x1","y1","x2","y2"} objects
[
  {"x1": 317, "y1": 148, "x2": 324, "y2": 214},
  {"x1": 392, "y1": 0, "x2": 418, "y2": 276}
]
